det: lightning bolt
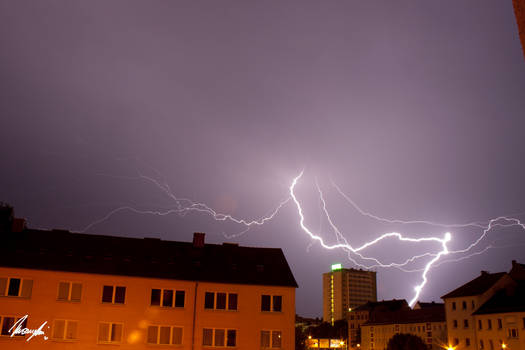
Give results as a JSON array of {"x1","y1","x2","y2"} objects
[{"x1": 85, "y1": 168, "x2": 525, "y2": 307}]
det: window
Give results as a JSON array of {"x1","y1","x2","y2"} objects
[
  {"x1": 480, "y1": 340, "x2": 484, "y2": 349},
  {"x1": 261, "y1": 295, "x2": 282, "y2": 312},
  {"x1": 0, "y1": 316, "x2": 26, "y2": 336},
  {"x1": 0, "y1": 277, "x2": 33, "y2": 298},
  {"x1": 453, "y1": 320, "x2": 458, "y2": 329},
  {"x1": 498, "y1": 319, "x2": 502, "y2": 329},
  {"x1": 488, "y1": 319, "x2": 492, "y2": 330},
  {"x1": 98, "y1": 322, "x2": 123, "y2": 343},
  {"x1": 507, "y1": 328, "x2": 518, "y2": 339},
  {"x1": 523, "y1": 317, "x2": 525, "y2": 329},
  {"x1": 101, "y1": 285, "x2": 126, "y2": 304},
  {"x1": 472, "y1": 300, "x2": 475, "y2": 309},
  {"x1": 462, "y1": 301, "x2": 467, "y2": 310},
  {"x1": 464, "y1": 319, "x2": 469, "y2": 328},
  {"x1": 147, "y1": 325, "x2": 183, "y2": 345},
  {"x1": 52, "y1": 320, "x2": 78, "y2": 340},
  {"x1": 204, "y1": 292, "x2": 237, "y2": 310},
  {"x1": 454, "y1": 338, "x2": 459, "y2": 346},
  {"x1": 489, "y1": 340, "x2": 494, "y2": 350},
  {"x1": 57, "y1": 282, "x2": 82, "y2": 302},
  {"x1": 202, "y1": 328, "x2": 236, "y2": 347},
  {"x1": 452, "y1": 302, "x2": 456, "y2": 310},
  {"x1": 466, "y1": 338, "x2": 471, "y2": 346},
  {"x1": 479, "y1": 320, "x2": 483, "y2": 330},
  {"x1": 150, "y1": 289, "x2": 185, "y2": 308},
  {"x1": 261, "y1": 330, "x2": 282, "y2": 348}
]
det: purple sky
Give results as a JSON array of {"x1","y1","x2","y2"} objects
[{"x1": 1, "y1": 1, "x2": 525, "y2": 317}]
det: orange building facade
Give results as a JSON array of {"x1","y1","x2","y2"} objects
[{"x1": 0, "y1": 206, "x2": 297, "y2": 349}]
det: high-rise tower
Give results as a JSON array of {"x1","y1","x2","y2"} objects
[{"x1": 322, "y1": 263, "x2": 377, "y2": 324}]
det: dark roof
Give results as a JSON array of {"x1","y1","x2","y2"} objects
[
  {"x1": 441, "y1": 272, "x2": 506, "y2": 299},
  {"x1": 473, "y1": 281, "x2": 525, "y2": 315},
  {"x1": 364, "y1": 306, "x2": 445, "y2": 326},
  {"x1": 414, "y1": 301, "x2": 444, "y2": 309},
  {"x1": 0, "y1": 226, "x2": 298, "y2": 288},
  {"x1": 353, "y1": 299, "x2": 409, "y2": 313}
]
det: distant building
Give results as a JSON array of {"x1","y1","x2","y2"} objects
[
  {"x1": 347, "y1": 299, "x2": 409, "y2": 348},
  {"x1": 441, "y1": 260, "x2": 525, "y2": 350},
  {"x1": 323, "y1": 264, "x2": 377, "y2": 324},
  {"x1": 514, "y1": 0, "x2": 525, "y2": 59},
  {"x1": 360, "y1": 304, "x2": 447, "y2": 350},
  {"x1": 0, "y1": 205, "x2": 298, "y2": 349}
]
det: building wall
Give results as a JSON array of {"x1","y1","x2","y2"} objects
[
  {"x1": 444, "y1": 275, "x2": 514, "y2": 349},
  {"x1": 360, "y1": 321, "x2": 446, "y2": 350},
  {"x1": 0, "y1": 266, "x2": 295, "y2": 349},
  {"x1": 474, "y1": 312, "x2": 525, "y2": 350}
]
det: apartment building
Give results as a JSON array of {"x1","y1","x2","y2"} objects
[
  {"x1": 347, "y1": 299, "x2": 409, "y2": 349},
  {"x1": 323, "y1": 264, "x2": 377, "y2": 324},
  {"x1": 0, "y1": 205, "x2": 297, "y2": 349},
  {"x1": 441, "y1": 261, "x2": 525, "y2": 350},
  {"x1": 360, "y1": 303, "x2": 447, "y2": 350}
]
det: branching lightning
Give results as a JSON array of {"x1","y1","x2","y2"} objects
[{"x1": 85, "y1": 169, "x2": 525, "y2": 306}]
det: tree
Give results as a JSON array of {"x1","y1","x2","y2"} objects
[{"x1": 386, "y1": 333, "x2": 427, "y2": 350}]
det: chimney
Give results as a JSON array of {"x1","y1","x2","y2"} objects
[
  {"x1": 481, "y1": 270, "x2": 489, "y2": 276},
  {"x1": 12, "y1": 218, "x2": 26, "y2": 232},
  {"x1": 193, "y1": 232, "x2": 205, "y2": 248}
]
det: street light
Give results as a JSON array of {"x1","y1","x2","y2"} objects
[{"x1": 501, "y1": 344, "x2": 507, "y2": 349}]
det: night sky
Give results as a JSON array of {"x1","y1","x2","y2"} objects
[{"x1": 1, "y1": 1, "x2": 525, "y2": 318}]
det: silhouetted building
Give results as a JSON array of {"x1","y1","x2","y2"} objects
[
  {"x1": 347, "y1": 299, "x2": 410, "y2": 349},
  {"x1": 0, "y1": 204, "x2": 298, "y2": 349},
  {"x1": 323, "y1": 264, "x2": 377, "y2": 324},
  {"x1": 360, "y1": 304, "x2": 447, "y2": 350}
]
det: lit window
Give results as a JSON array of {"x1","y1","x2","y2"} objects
[
  {"x1": 52, "y1": 320, "x2": 78, "y2": 340},
  {"x1": 150, "y1": 289, "x2": 185, "y2": 308},
  {"x1": 101, "y1": 285, "x2": 126, "y2": 304},
  {"x1": 57, "y1": 282, "x2": 82, "y2": 302},
  {"x1": 261, "y1": 295, "x2": 283, "y2": 312},
  {"x1": 204, "y1": 292, "x2": 238, "y2": 310},
  {"x1": 98, "y1": 322, "x2": 123, "y2": 343},
  {"x1": 0, "y1": 277, "x2": 33, "y2": 298},
  {"x1": 147, "y1": 325, "x2": 183, "y2": 345},
  {"x1": 202, "y1": 328, "x2": 236, "y2": 347}
]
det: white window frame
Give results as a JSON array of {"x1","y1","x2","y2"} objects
[
  {"x1": 261, "y1": 294, "x2": 282, "y2": 312},
  {"x1": 52, "y1": 319, "x2": 79, "y2": 341},
  {"x1": 57, "y1": 281, "x2": 82, "y2": 302},
  {"x1": 0, "y1": 315, "x2": 27, "y2": 337},
  {"x1": 0, "y1": 277, "x2": 32, "y2": 298},
  {"x1": 150, "y1": 288, "x2": 185, "y2": 308},
  {"x1": 202, "y1": 328, "x2": 236, "y2": 347},
  {"x1": 261, "y1": 330, "x2": 282, "y2": 348},
  {"x1": 204, "y1": 292, "x2": 238, "y2": 311},
  {"x1": 101, "y1": 285, "x2": 126, "y2": 304},
  {"x1": 147, "y1": 324, "x2": 183, "y2": 345},
  {"x1": 97, "y1": 322, "x2": 123, "y2": 344}
]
